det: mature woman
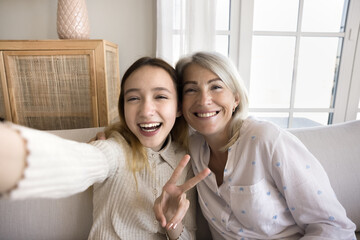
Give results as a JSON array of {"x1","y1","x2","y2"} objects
[{"x1": 155, "y1": 52, "x2": 356, "y2": 239}]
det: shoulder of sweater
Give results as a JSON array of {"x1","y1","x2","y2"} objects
[{"x1": 106, "y1": 131, "x2": 131, "y2": 150}]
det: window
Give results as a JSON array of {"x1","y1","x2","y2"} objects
[
  {"x1": 169, "y1": 0, "x2": 360, "y2": 128},
  {"x1": 215, "y1": 0, "x2": 231, "y2": 56},
  {"x1": 230, "y1": 0, "x2": 360, "y2": 128}
]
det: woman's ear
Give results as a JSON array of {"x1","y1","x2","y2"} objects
[{"x1": 234, "y1": 93, "x2": 240, "y2": 110}]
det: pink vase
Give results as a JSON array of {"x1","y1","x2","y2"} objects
[{"x1": 57, "y1": 0, "x2": 90, "y2": 39}]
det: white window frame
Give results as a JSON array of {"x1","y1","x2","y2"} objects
[{"x1": 230, "y1": 0, "x2": 360, "y2": 126}]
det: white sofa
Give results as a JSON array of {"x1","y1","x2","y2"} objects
[{"x1": 0, "y1": 120, "x2": 359, "y2": 239}]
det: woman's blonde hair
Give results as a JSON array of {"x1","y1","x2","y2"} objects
[
  {"x1": 176, "y1": 51, "x2": 249, "y2": 150},
  {"x1": 105, "y1": 57, "x2": 187, "y2": 181}
]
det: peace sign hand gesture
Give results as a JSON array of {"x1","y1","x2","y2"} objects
[{"x1": 153, "y1": 154, "x2": 210, "y2": 238}]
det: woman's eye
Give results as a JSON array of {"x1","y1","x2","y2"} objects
[
  {"x1": 184, "y1": 88, "x2": 196, "y2": 94},
  {"x1": 211, "y1": 85, "x2": 222, "y2": 90}
]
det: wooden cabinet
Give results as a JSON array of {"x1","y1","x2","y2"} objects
[{"x1": 0, "y1": 40, "x2": 120, "y2": 130}]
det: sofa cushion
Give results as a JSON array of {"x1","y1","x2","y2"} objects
[
  {"x1": 0, "y1": 123, "x2": 358, "y2": 239},
  {"x1": 0, "y1": 127, "x2": 102, "y2": 240},
  {"x1": 0, "y1": 189, "x2": 93, "y2": 240},
  {"x1": 289, "y1": 120, "x2": 360, "y2": 231}
]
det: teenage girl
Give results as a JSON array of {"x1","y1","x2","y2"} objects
[{"x1": 0, "y1": 57, "x2": 209, "y2": 240}]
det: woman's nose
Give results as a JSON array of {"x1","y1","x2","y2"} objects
[{"x1": 199, "y1": 91, "x2": 212, "y2": 105}]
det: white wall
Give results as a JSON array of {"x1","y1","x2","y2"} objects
[{"x1": 0, "y1": 0, "x2": 156, "y2": 77}]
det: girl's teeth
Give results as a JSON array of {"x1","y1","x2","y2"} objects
[
  {"x1": 140, "y1": 123, "x2": 160, "y2": 128},
  {"x1": 142, "y1": 128, "x2": 157, "y2": 132},
  {"x1": 139, "y1": 123, "x2": 161, "y2": 132},
  {"x1": 197, "y1": 112, "x2": 216, "y2": 118}
]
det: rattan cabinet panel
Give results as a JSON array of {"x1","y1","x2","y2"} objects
[{"x1": 0, "y1": 40, "x2": 120, "y2": 130}]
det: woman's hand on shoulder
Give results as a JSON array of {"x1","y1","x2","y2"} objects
[{"x1": 88, "y1": 131, "x2": 106, "y2": 143}]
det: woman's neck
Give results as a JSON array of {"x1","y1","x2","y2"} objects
[
  {"x1": 204, "y1": 129, "x2": 229, "y2": 153},
  {"x1": 205, "y1": 131, "x2": 230, "y2": 187}
]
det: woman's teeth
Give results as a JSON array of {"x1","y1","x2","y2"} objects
[{"x1": 197, "y1": 112, "x2": 217, "y2": 118}]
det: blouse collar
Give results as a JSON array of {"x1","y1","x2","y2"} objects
[{"x1": 147, "y1": 135, "x2": 183, "y2": 170}]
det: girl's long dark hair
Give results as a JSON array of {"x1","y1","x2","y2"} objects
[{"x1": 106, "y1": 57, "x2": 187, "y2": 182}]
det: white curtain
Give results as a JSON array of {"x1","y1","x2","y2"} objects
[{"x1": 156, "y1": 0, "x2": 217, "y2": 65}]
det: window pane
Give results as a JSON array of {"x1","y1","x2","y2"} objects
[
  {"x1": 215, "y1": 35, "x2": 229, "y2": 57},
  {"x1": 250, "y1": 112, "x2": 289, "y2": 128},
  {"x1": 302, "y1": 0, "x2": 347, "y2": 32},
  {"x1": 253, "y1": 0, "x2": 299, "y2": 31},
  {"x1": 293, "y1": 112, "x2": 329, "y2": 127},
  {"x1": 173, "y1": 0, "x2": 184, "y2": 30},
  {"x1": 357, "y1": 113, "x2": 360, "y2": 120},
  {"x1": 295, "y1": 37, "x2": 340, "y2": 108},
  {"x1": 249, "y1": 36, "x2": 296, "y2": 108},
  {"x1": 216, "y1": 0, "x2": 230, "y2": 30},
  {"x1": 173, "y1": 34, "x2": 181, "y2": 66}
]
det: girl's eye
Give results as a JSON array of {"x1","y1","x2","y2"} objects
[
  {"x1": 126, "y1": 96, "x2": 139, "y2": 102},
  {"x1": 156, "y1": 95, "x2": 168, "y2": 99}
]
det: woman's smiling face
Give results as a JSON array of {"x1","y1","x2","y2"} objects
[
  {"x1": 124, "y1": 65, "x2": 180, "y2": 151},
  {"x1": 181, "y1": 63, "x2": 239, "y2": 139}
]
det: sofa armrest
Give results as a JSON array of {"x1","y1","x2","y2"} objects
[{"x1": 289, "y1": 120, "x2": 360, "y2": 231}]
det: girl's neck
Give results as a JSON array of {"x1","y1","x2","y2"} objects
[{"x1": 150, "y1": 135, "x2": 169, "y2": 152}]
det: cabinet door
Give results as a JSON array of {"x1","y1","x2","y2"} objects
[
  {"x1": 104, "y1": 46, "x2": 120, "y2": 125},
  {"x1": 0, "y1": 51, "x2": 11, "y2": 121},
  {"x1": 3, "y1": 50, "x2": 98, "y2": 130}
]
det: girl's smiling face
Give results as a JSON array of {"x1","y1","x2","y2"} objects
[
  {"x1": 124, "y1": 65, "x2": 180, "y2": 151},
  {"x1": 182, "y1": 63, "x2": 239, "y2": 139}
]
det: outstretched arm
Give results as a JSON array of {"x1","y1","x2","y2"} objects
[
  {"x1": 0, "y1": 124, "x2": 26, "y2": 193},
  {"x1": 153, "y1": 154, "x2": 210, "y2": 239},
  {"x1": 0, "y1": 123, "x2": 121, "y2": 199}
]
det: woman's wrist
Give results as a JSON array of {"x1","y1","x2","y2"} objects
[{"x1": 165, "y1": 222, "x2": 184, "y2": 240}]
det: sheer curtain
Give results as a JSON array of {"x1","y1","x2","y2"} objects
[{"x1": 156, "y1": 0, "x2": 217, "y2": 65}]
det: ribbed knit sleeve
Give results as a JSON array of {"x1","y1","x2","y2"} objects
[{"x1": 9, "y1": 125, "x2": 122, "y2": 200}]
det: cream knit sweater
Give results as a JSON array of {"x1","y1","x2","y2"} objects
[{"x1": 9, "y1": 125, "x2": 197, "y2": 239}]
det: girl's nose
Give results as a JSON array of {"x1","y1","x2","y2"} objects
[{"x1": 140, "y1": 99, "x2": 155, "y2": 116}]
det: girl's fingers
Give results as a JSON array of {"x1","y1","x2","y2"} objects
[
  {"x1": 167, "y1": 154, "x2": 191, "y2": 185},
  {"x1": 153, "y1": 194, "x2": 168, "y2": 227},
  {"x1": 155, "y1": 154, "x2": 210, "y2": 231},
  {"x1": 179, "y1": 167, "x2": 211, "y2": 193},
  {"x1": 166, "y1": 193, "x2": 189, "y2": 230}
]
